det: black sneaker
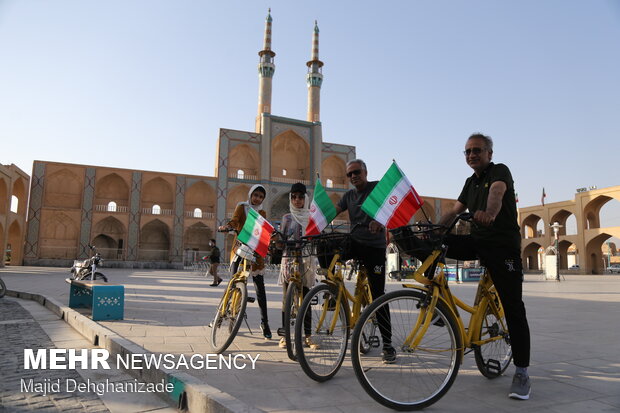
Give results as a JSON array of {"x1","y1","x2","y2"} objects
[
  {"x1": 382, "y1": 346, "x2": 396, "y2": 364},
  {"x1": 509, "y1": 373, "x2": 531, "y2": 400},
  {"x1": 260, "y1": 322, "x2": 272, "y2": 340}
]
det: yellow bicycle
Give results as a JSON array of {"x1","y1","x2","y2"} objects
[
  {"x1": 209, "y1": 240, "x2": 257, "y2": 354},
  {"x1": 295, "y1": 232, "x2": 380, "y2": 382},
  {"x1": 351, "y1": 213, "x2": 511, "y2": 410}
]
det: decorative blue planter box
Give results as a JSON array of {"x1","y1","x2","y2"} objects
[{"x1": 68, "y1": 280, "x2": 124, "y2": 321}]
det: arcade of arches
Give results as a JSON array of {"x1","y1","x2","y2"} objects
[
  {"x1": 519, "y1": 186, "x2": 620, "y2": 274},
  {"x1": 0, "y1": 163, "x2": 28, "y2": 267}
]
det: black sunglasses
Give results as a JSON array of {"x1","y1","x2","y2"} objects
[
  {"x1": 346, "y1": 169, "x2": 363, "y2": 178},
  {"x1": 463, "y1": 147, "x2": 486, "y2": 156}
]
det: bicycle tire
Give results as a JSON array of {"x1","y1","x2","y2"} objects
[
  {"x1": 474, "y1": 288, "x2": 512, "y2": 378},
  {"x1": 295, "y1": 283, "x2": 349, "y2": 382},
  {"x1": 284, "y1": 281, "x2": 301, "y2": 361},
  {"x1": 210, "y1": 281, "x2": 248, "y2": 354},
  {"x1": 0, "y1": 277, "x2": 6, "y2": 298},
  {"x1": 351, "y1": 289, "x2": 462, "y2": 411}
]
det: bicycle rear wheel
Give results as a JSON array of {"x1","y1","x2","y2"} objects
[
  {"x1": 284, "y1": 281, "x2": 302, "y2": 361},
  {"x1": 474, "y1": 288, "x2": 512, "y2": 378},
  {"x1": 351, "y1": 289, "x2": 462, "y2": 411},
  {"x1": 295, "y1": 283, "x2": 349, "y2": 382},
  {"x1": 210, "y1": 281, "x2": 248, "y2": 354}
]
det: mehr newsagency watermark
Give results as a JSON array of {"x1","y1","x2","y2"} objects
[{"x1": 20, "y1": 349, "x2": 260, "y2": 396}]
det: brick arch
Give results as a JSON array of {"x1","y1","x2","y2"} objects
[
  {"x1": 271, "y1": 130, "x2": 310, "y2": 181},
  {"x1": 550, "y1": 209, "x2": 575, "y2": 236},
  {"x1": 40, "y1": 212, "x2": 79, "y2": 259},
  {"x1": 142, "y1": 177, "x2": 174, "y2": 210},
  {"x1": 229, "y1": 144, "x2": 260, "y2": 179},
  {"x1": 522, "y1": 241, "x2": 543, "y2": 270},
  {"x1": 184, "y1": 222, "x2": 212, "y2": 252},
  {"x1": 139, "y1": 219, "x2": 170, "y2": 261},
  {"x1": 95, "y1": 173, "x2": 129, "y2": 206},
  {"x1": 522, "y1": 213, "x2": 544, "y2": 239},
  {"x1": 7, "y1": 219, "x2": 23, "y2": 265},
  {"x1": 11, "y1": 177, "x2": 27, "y2": 215},
  {"x1": 321, "y1": 155, "x2": 346, "y2": 188},
  {"x1": 227, "y1": 184, "x2": 251, "y2": 215},
  {"x1": 186, "y1": 181, "x2": 216, "y2": 214},
  {"x1": 44, "y1": 169, "x2": 82, "y2": 209},
  {"x1": 585, "y1": 233, "x2": 612, "y2": 274}
]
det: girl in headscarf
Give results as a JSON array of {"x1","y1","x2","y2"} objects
[
  {"x1": 276, "y1": 182, "x2": 318, "y2": 349},
  {"x1": 218, "y1": 184, "x2": 272, "y2": 339}
]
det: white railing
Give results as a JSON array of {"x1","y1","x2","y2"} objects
[
  {"x1": 185, "y1": 211, "x2": 215, "y2": 219},
  {"x1": 271, "y1": 177, "x2": 310, "y2": 185},
  {"x1": 228, "y1": 172, "x2": 259, "y2": 180},
  {"x1": 141, "y1": 208, "x2": 173, "y2": 216},
  {"x1": 94, "y1": 204, "x2": 129, "y2": 213}
]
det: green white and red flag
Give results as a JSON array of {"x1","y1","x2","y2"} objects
[
  {"x1": 361, "y1": 161, "x2": 424, "y2": 229},
  {"x1": 306, "y1": 179, "x2": 337, "y2": 236},
  {"x1": 237, "y1": 208, "x2": 274, "y2": 257}
]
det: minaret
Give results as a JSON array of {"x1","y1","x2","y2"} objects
[
  {"x1": 306, "y1": 21, "x2": 323, "y2": 123},
  {"x1": 256, "y1": 9, "x2": 275, "y2": 132}
]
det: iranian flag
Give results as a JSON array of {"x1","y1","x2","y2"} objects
[
  {"x1": 237, "y1": 208, "x2": 274, "y2": 257},
  {"x1": 361, "y1": 161, "x2": 424, "y2": 229},
  {"x1": 306, "y1": 179, "x2": 337, "y2": 236}
]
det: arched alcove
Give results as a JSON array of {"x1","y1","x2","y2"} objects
[
  {"x1": 321, "y1": 156, "x2": 347, "y2": 188},
  {"x1": 270, "y1": 192, "x2": 291, "y2": 223},
  {"x1": 7, "y1": 220, "x2": 23, "y2": 265},
  {"x1": 93, "y1": 216, "x2": 126, "y2": 259},
  {"x1": 11, "y1": 178, "x2": 27, "y2": 214},
  {"x1": 522, "y1": 242, "x2": 543, "y2": 270},
  {"x1": 139, "y1": 219, "x2": 170, "y2": 261},
  {"x1": 271, "y1": 130, "x2": 310, "y2": 181},
  {"x1": 226, "y1": 184, "x2": 251, "y2": 215},
  {"x1": 186, "y1": 181, "x2": 216, "y2": 215},
  {"x1": 95, "y1": 173, "x2": 129, "y2": 208},
  {"x1": 142, "y1": 177, "x2": 173, "y2": 210},
  {"x1": 229, "y1": 144, "x2": 260, "y2": 179},
  {"x1": 40, "y1": 212, "x2": 79, "y2": 258},
  {"x1": 44, "y1": 169, "x2": 82, "y2": 208},
  {"x1": 184, "y1": 222, "x2": 212, "y2": 252},
  {"x1": 522, "y1": 214, "x2": 544, "y2": 239}
]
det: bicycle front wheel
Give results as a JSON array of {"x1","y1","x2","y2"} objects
[
  {"x1": 210, "y1": 281, "x2": 247, "y2": 354},
  {"x1": 474, "y1": 288, "x2": 512, "y2": 378},
  {"x1": 295, "y1": 283, "x2": 349, "y2": 382},
  {"x1": 284, "y1": 281, "x2": 302, "y2": 361},
  {"x1": 351, "y1": 289, "x2": 462, "y2": 411}
]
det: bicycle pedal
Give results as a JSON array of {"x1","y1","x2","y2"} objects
[
  {"x1": 368, "y1": 335, "x2": 381, "y2": 348},
  {"x1": 486, "y1": 359, "x2": 501, "y2": 375},
  {"x1": 247, "y1": 296, "x2": 256, "y2": 303}
]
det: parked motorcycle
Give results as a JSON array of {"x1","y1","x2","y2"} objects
[{"x1": 70, "y1": 245, "x2": 108, "y2": 282}]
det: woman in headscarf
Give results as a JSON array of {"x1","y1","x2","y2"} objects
[
  {"x1": 276, "y1": 182, "x2": 318, "y2": 349},
  {"x1": 218, "y1": 184, "x2": 272, "y2": 339}
]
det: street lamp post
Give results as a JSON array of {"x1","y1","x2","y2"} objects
[{"x1": 550, "y1": 222, "x2": 563, "y2": 282}]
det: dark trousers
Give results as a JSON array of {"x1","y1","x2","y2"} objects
[
  {"x1": 350, "y1": 240, "x2": 392, "y2": 346},
  {"x1": 445, "y1": 234, "x2": 531, "y2": 368}
]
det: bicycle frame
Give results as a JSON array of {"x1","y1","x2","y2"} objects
[
  {"x1": 400, "y1": 252, "x2": 507, "y2": 359},
  {"x1": 217, "y1": 256, "x2": 252, "y2": 318},
  {"x1": 317, "y1": 252, "x2": 372, "y2": 333}
]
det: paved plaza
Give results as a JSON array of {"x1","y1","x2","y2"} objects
[{"x1": 1, "y1": 266, "x2": 619, "y2": 413}]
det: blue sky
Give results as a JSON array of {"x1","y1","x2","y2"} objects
[{"x1": 1, "y1": 1, "x2": 619, "y2": 215}]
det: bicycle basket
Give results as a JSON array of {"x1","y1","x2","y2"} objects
[
  {"x1": 311, "y1": 232, "x2": 352, "y2": 269},
  {"x1": 235, "y1": 244, "x2": 256, "y2": 263},
  {"x1": 390, "y1": 225, "x2": 438, "y2": 261}
]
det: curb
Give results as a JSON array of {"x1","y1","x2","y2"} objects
[{"x1": 6, "y1": 289, "x2": 264, "y2": 413}]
